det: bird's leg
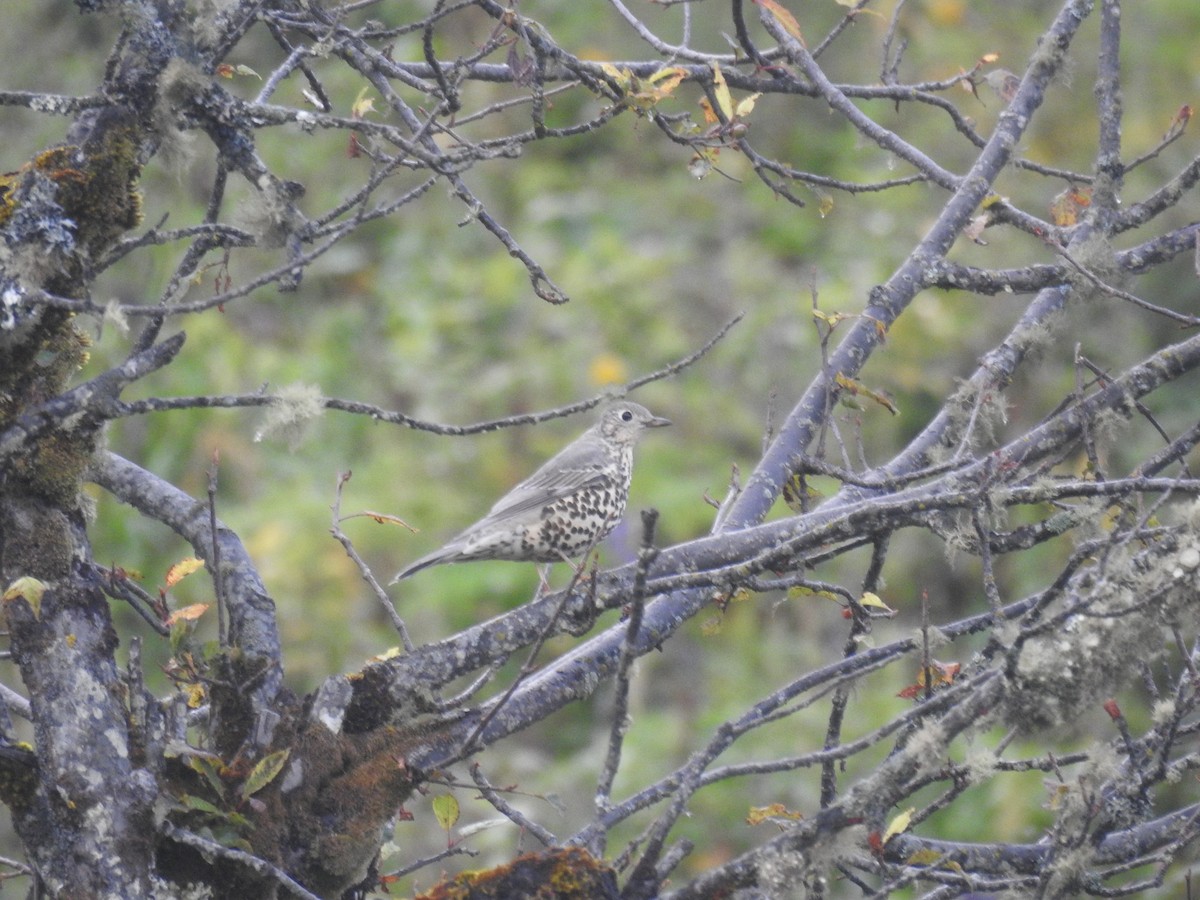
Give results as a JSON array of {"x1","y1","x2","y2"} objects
[
  {"x1": 534, "y1": 563, "x2": 553, "y2": 597},
  {"x1": 559, "y1": 548, "x2": 601, "y2": 587}
]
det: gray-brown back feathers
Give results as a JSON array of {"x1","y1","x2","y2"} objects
[{"x1": 390, "y1": 401, "x2": 670, "y2": 583}]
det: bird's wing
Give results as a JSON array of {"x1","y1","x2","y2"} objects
[
  {"x1": 475, "y1": 435, "x2": 610, "y2": 523},
  {"x1": 392, "y1": 431, "x2": 615, "y2": 578}
]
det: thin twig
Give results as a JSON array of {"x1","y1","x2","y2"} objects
[
  {"x1": 383, "y1": 842, "x2": 479, "y2": 881},
  {"x1": 162, "y1": 823, "x2": 323, "y2": 900},
  {"x1": 470, "y1": 762, "x2": 557, "y2": 846},
  {"x1": 592, "y1": 510, "x2": 659, "y2": 849},
  {"x1": 93, "y1": 564, "x2": 170, "y2": 637},
  {"x1": 330, "y1": 471, "x2": 414, "y2": 651},
  {"x1": 1055, "y1": 243, "x2": 1200, "y2": 327},
  {"x1": 456, "y1": 557, "x2": 595, "y2": 758},
  {"x1": 109, "y1": 314, "x2": 743, "y2": 436},
  {"x1": 206, "y1": 452, "x2": 227, "y2": 646}
]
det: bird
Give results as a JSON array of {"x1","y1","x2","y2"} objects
[{"x1": 390, "y1": 401, "x2": 670, "y2": 583}]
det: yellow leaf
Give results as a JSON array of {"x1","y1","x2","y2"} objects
[
  {"x1": 600, "y1": 62, "x2": 632, "y2": 91},
  {"x1": 432, "y1": 794, "x2": 460, "y2": 831},
  {"x1": 817, "y1": 191, "x2": 834, "y2": 218},
  {"x1": 3, "y1": 576, "x2": 47, "y2": 617},
  {"x1": 859, "y1": 592, "x2": 892, "y2": 611},
  {"x1": 165, "y1": 558, "x2": 205, "y2": 588},
  {"x1": 746, "y1": 804, "x2": 779, "y2": 826},
  {"x1": 834, "y1": 374, "x2": 899, "y2": 415},
  {"x1": 700, "y1": 615, "x2": 723, "y2": 636},
  {"x1": 882, "y1": 807, "x2": 915, "y2": 844},
  {"x1": 753, "y1": 0, "x2": 805, "y2": 45},
  {"x1": 646, "y1": 66, "x2": 687, "y2": 91},
  {"x1": 709, "y1": 62, "x2": 733, "y2": 120},
  {"x1": 734, "y1": 92, "x2": 762, "y2": 118},
  {"x1": 185, "y1": 682, "x2": 207, "y2": 709},
  {"x1": 369, "y1": 646, "x2": 405, "y2": 663},
  {"x1": 166, "y1": 603, "x2": 210, "y2": 626},
  {"x1": 811, "y1": 309, "x2": 846, "y2": 327},
  {"x1": 352, "y1": 87, "x2": 376, "y2": 119},
  {"x1": 629, "y1": 67, "x2": 689, "y2": 111},
  {"x1": 746, "y1": 802, "x2": 804, "y2": 825},
  {"x1": 787, "y1": 586, "x2": 840, "y2": 602}
]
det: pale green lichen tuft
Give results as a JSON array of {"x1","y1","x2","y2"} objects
[{"x1": 254, "y1": 383, "x2": 326, "y2": 450}]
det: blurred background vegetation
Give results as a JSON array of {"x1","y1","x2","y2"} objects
[{"x1": 3, "y1": 0, "x2": 1200, "y2": 893}]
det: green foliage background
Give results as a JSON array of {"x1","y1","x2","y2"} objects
[{"x1": 3, "y1": 0, "x2": 1200, "y2": 893}]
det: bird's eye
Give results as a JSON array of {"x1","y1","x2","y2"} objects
[{"x1": 621, "y1": 410, "x2": 633, "y2": 422}]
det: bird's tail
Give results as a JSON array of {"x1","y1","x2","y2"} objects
[{"x1": 388, "y1": 550, "x2": 448, "y2": 584}]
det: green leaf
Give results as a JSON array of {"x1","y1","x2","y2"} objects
[
  {"x1": 432, "y1": 793, "x2": 460, "y2": 831},
  {"x1": 188, "y1": 756, "x2": 227, "y2": 801},
  {"x1": 240, "y1": 749, "x2": 291, "y2": 801}
]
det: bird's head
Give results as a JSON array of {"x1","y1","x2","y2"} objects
[{"x1": 597, "y1": 401, "x2": 671, "y2": 444}]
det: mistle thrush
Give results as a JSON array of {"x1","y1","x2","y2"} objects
[{"x1": 390, "y1": 401, "x2": 670, "y2": 582}]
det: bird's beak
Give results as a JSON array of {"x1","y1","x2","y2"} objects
[{"x1": 648, "y1": 416, "x2": 672, "y2": 428}]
